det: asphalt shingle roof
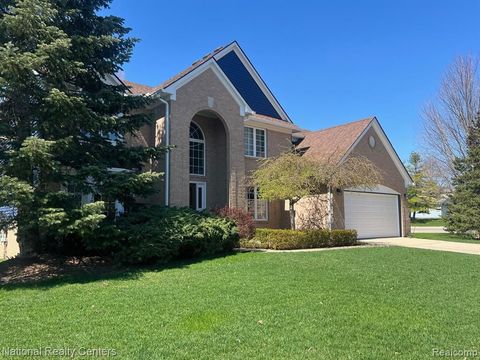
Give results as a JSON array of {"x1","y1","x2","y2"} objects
[
  {"x1": 122, "y1": 46, "x2": 227, "y2": 95},
  {"x1": 296, "y1": 117, "x2": 374, "y2": 164}
]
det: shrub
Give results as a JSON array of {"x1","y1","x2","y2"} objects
[
  {"x1": 240, "y1": 228, "x2": 357, "y2": 250},
  {"x1": 330, "y1": 230, "x2": 358, "y2": 246},
  {"x1": 214, "y1": 207, "x2": 255, "y2": 239},
  {"x1": 111, "y1": 206, "x2": 239, "y2": 264}
]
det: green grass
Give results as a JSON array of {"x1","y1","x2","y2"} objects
[
  {"x1": 411, "y1": 232, "x2": 480, "y2": 244},
  {"x1": 411, "y1": 218, "x2": 445, "y2": 227},
  {"x1": 1, "y1": 248, "x2": 480, "y2": 359}
]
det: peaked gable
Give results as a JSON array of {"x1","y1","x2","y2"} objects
[
  {"x1": 122, "y1": 42, "x2": 291, "y2": 122},
  {"x1": 216, "y1": 49, "x2": 281, "y2": 119},
  {"x1": 297, "y1": 118, "x2": 373, "y2": 163},
  {"x1": 297, "y1": 117, "x2": 412, "y2": 186}
]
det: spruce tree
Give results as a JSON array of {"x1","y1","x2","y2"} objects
[
  {"x1": 446, "y1": 114, "x2": 480, "y2": 238},
  {"x1": 406, "y1": 152, "x2": 440, "y2": 220},
  {"x1": 0, "y1": 0, "x2": 164, "y2": 255}
]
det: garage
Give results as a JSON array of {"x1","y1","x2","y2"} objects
[{"x1": 344, "y1": 191, "x2": 401, "y2": 239}]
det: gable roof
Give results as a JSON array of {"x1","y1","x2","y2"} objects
[
  {"x1": 214, "y1": 44, "x2": 282, "y2": 119},
  {"x1": 122, "y1": 80, "x2": 157, "y2": 95},
  {"x1": 297, "y1": 117, "x2": 373, "y2": 163},
  {"x1": 158, "y1": 45, "x2": 226, "y2": 90},
  {"x1": 122, "y1": 41, "x2": 291, "y2": 122},
  {"x1": 121, "y1": 45, "x2": 227, "y2": 96},
  {"x1": 297, "y1": 117, "x2": 412, "y2": 186}
]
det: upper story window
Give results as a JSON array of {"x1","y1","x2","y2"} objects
[
  {"x1": 189, "y1": 122, "x2": 205, "y2": 175},
  {"x1": 244, "y1": 127, "x2": 266, "y2": 158}
]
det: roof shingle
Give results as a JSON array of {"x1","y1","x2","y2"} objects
[
  {"x1": 122, "y1": 80, "x2": 158, "y2": 95},
  {"x1": 122, "y1": 45, "x2": 227, "y2": 95},
  {"x1": 296, "y1": 117, "x2": 374, "y2": 164}
]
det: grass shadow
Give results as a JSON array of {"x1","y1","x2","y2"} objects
[{"x1": 0, "y1": 251, "x2": 240, "y2": 291}]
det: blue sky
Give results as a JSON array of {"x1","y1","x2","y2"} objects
[{"x1": 107, "y1": 0, "x2": 479, "y2": 161}]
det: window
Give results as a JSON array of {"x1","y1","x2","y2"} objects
[
  {"x1": 189, "y1": 122, "x2": 205, "y2": 175},
  {"x1": 246, "y1": 186, "x2": 268, "y2": 221},
  {"x1": 0, "y1": 230, "x2": 6, "y2": 243},
  {"x1": 189, "y1": 182, "x2": 206, "y2": 211},
  {"x1": 244, "y1": 127, "x2": 266, "y2": 158}
]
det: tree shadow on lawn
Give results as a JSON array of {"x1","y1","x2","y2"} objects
[{"x1": 0, "y1": 251, "x2": 240, "y2": 291}]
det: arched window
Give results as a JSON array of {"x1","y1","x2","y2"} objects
[{"x1": 189, "y1": 122, "x2": 205, "y2": 175}]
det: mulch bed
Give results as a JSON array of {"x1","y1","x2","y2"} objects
[{"x1": 0, "y1": 255, "x2": 117, "y2": 285}]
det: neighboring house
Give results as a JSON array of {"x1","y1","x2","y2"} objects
[
  {"x1": 0, "y1": 207, "x2": 19, "y2": 259},
  {"x1": 119, "y1": 41, "x2": 412, "y2": 238},
  {"x1": 413, "y1": 194, "x2": 450, "y2": 219}
]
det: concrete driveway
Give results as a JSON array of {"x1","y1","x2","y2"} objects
[{"x1": 361, "y1": 237, "x2": 480, "y2": 256}]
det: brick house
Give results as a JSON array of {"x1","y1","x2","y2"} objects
[{"x1": 117, "y1": 41, "x2": 412, "y2": 238}]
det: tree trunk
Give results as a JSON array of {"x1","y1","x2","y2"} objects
[
  {"x1": 16, "y1": 228, "x2": 35, "y2": 258},
  {"x1": 289, "y1": 200, "x2": 296, "y2": 230},
  {"x1": 16, "y1": 210, "x2": 37, "y2": 258},
  {"x1": 412, "y1": 211, "x2": 416, "y2": 220}
]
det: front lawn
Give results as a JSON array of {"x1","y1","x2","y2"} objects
[
  {"x1": 411, "y1": 232, "x2": 480, "y2": 244},
  {"x1": 411, "y1": 218, "x2": 445, "y2": 227},
  {"x1": 1, "y1": 248, "x2": 479, "y2": 359}
]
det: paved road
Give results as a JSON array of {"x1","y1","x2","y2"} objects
[
  {"x1": 411, "y1": 226, "x2": 446, "y2": 233},
  {"x1": 361, "y1": 237, "x2": 480, "y2": 256}
]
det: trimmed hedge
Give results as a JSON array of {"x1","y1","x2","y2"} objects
[{"x1": 240, "y1": 228, "x2": 357, "y2": 250}]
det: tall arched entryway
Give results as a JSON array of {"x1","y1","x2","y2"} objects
[{"x1": 188, "y1": 110, "x2": 228, "y2": 211}]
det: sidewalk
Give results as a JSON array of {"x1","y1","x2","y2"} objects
[
  {"x1": 361, "y1": 237, "x2": 480, "y2": 256},
  {"x1": 411, "y1": 226, "x2": 446, "y2": 233}
]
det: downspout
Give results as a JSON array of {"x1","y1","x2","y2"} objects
[
  {"x1": 327, "y1": 186, "x2": 333, "y2": 230},
  {"x1": 155, "y1": 96, "x2": 170, "y2": 206}
]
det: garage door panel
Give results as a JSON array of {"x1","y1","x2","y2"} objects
[{"x1": 344, "y1": 192, "x2": 400, "y2": 239}]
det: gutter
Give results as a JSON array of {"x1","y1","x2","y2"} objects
[{"x1": 151, "y1": 91, "x2": 170, "y2": 206}]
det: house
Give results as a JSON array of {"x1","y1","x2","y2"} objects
[
  {"x1": 0, "y1": 207, "x2": 19, "y2": 259},
  {"x1": 120, "y1": 41, "x2": 412, "y2": 238},
  {"x1": 412, "y1": 194, "x2": 450, "y2": 219}
]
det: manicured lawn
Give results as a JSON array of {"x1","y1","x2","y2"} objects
[
  {"x1": 1, "y1": 248, "x2": 480, "y2": 359},
  {"x1": 411, "y1": 218, "x2": 445, "y2": 227},
  {"x1": 411, "y1": 232, "x2": 480, "y2": 244}
]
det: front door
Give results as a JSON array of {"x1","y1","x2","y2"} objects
[{"x1": 189, "y1": 182, "x2": 206, "y2": 211}]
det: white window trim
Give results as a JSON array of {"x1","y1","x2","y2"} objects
[
  {"x1": 190, "y1": 181, "x2": 207, "y2": 211},
  {"x1": 247, "y1": 186, "x2": 269, "y2": 221},
  {"x1": 189, "y1": 121, "x2": 206, "y2": 176},
  {"x1": 0, "y1": 229, "x2": 7, "y2": 243},
  {"x1": 244, "y1": 126, "x2": 267, "y2": 158}
]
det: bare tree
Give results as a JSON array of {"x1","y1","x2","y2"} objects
[{"x1": 423, "y1": 55, "x2": 480, "y2": 186}]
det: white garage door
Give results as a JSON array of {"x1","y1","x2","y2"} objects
[{"x1": 344, "y1": 191, "x2": 400, "y2": 239}]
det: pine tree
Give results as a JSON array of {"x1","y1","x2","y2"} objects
[
  {"x1": 446, "y1": 113, "x2": 480, "y2": 238},
  {"x1": 406, "y1": 152, "x2": 439, "y2": 220},
  {"x1": 0, "y1": 0, "x2": 165, "y2": 255}
]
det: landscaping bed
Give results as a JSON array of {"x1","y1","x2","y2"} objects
[{"x1": 240, "y1": 228, "x2": 358, "y2": 250}]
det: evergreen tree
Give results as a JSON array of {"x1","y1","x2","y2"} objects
[
  {"x1": 446, "y1": 114, "x2": 480, "y2": 238},
  {"x1": 0, "y1": 0, "x2": 165, "y2": 255},
  {"x1": 406, "y1": 152, "x2": 439, "y2": 220}
]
